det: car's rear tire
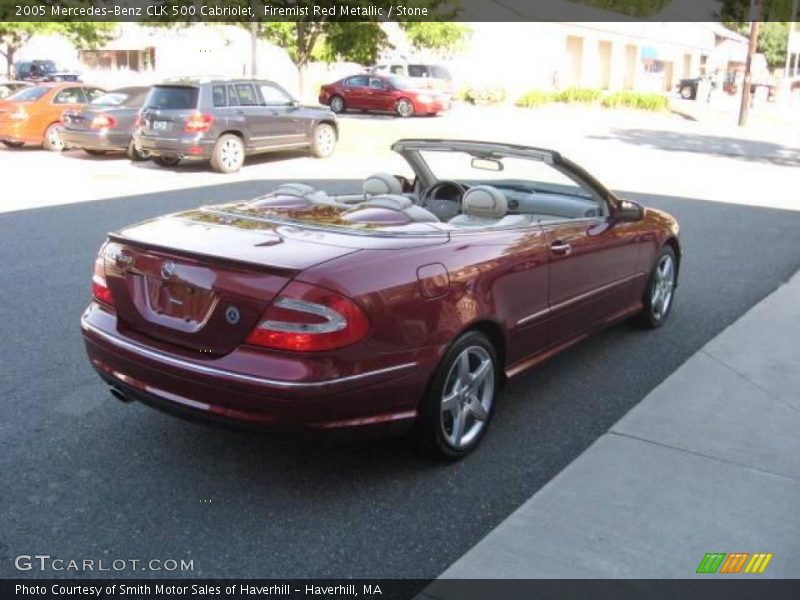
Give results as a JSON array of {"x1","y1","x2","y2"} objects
[
  {"x1": 415, "y1": 331, "x2": 499, "y2": 460},
  {"x1": 635, "y1": 245, "x2": 677, "y2": 329},
  {"x1": 210, "y1": 134, "x2": 245, "y2": 174},
  {"x1": 84, "y1": 149, "x2": 106, "y2": 156},
  {"x1": 152, "y1": 155, "x2": 180, "y2": 168},
  {"x1": 43, "y1": 123, "x2": 65, "y2": 152},
  {"x1": 126, "y1": 139, "x2": 149, "y2": 162},
  {"x1": 396, "y1": 98, "x2": 415, "y2": 118},
  {"x1": 329, "y1": 95, "x2": 346, "y2": 113},
  {"x1": 310, "y1": 123, "x2": 336, "y2": 158},
  {"x1": 1, "y1": 140, "x2": 24, "y2": 148}
]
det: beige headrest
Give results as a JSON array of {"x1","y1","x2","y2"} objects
[
  {"x1": 462, "y1": 185, "x2": 507, "y2": 219},
  {"x1": 363, "y1": 173, "x2": 403, "y2": 196},
  {"x1": 362, "y1": 194, "x2": 413, "y2": 211}
]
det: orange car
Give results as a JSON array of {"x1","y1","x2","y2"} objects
[{"x1": 0, "y1": 83, "x2": 104, "y2": 151}]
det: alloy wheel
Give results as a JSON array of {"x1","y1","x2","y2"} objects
[
  {"x1": 330, "y1": 96, "x2": 344, "y2": 113},
  {"x1": 315, "y1": 125, "x2": 335, "y2": 156},
  {"x1": 397, "y1": 99, "x2": 414, "y2": 117},
  {"x1": 46, "y1": 124, "x2": 64, "y2": 151},
  {"x1": 220, "y1": 138, "x2": 243, "y2": 171},
  {"x1": 651, "y1": 254, "x2": 675, "y2": 321},
  {"x1": 440, "y1": 346, "x2": 495, "y2": 449}
]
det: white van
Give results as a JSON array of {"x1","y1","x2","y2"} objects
[{"x1": 369, "y1": 63, "x2": 454, "y2": 95}]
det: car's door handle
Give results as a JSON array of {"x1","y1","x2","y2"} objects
[{"x1": 550, "y1": 242, "x2": 572, "y2": 255}]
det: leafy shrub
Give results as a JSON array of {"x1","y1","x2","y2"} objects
[
  {"x1": 552, "y1": 88, "x2": 602, "y2": 103},
  {"x1": 601, "y1": 91, "x2": 668, "y2": 111},
  {"x1": 455, "y1": 85, "x2": 507, "y2": 105},
  {"x1": 515, "y1": 90, "x2": 554, "y2": 108}
]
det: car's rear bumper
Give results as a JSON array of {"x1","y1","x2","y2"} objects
[
  {"x1": 60, "y1": 129, "x2": 130, "y2": 151},
  {"x1": 135, "y1": 132, "x2": 215, "y2": 160},
  {"x1": 81, "y1": 304, "x2": 435, "y2": 433}
]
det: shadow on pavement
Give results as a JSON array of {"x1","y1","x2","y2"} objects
[
  {"x1": 1, "y1": 182, "x2": 799, "y2": 578},
  {"x1": 589, "y1": 128, "x2": 800, "y2": 167}
]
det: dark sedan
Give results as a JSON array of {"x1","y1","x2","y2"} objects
[
  {"x1": 13, "y1": 60, "x2": 81, "y2": 83},
  {"x1": 319, "y1": 74, "x2": 450, "y2": 117},
  {"x1": 81, "y1": 139, "x2": 680, "y2": 459},
  {"x1": 60, "y1": 86, "x2": 150, "y2": 160}
]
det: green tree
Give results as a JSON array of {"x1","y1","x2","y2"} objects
[
  {"x1": 722, "y1": 0, "x2": 797, "y2": 69},
  {"x1": 401, "y1": 22, "x2": 470, "y2": 54},
  {"x1": 0, "y1": 22, "x2": 114, "y2": 78}
]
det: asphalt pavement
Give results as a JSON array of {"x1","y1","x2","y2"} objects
[{"x1": 2, "y1": 180, "x2": 800, "y2": 578}]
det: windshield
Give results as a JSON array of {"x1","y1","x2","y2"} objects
[
  {"x1": 7, "y1": 86, "x2": 48, "y2": 102},
  {"x1": 418, "y1": 150, "x2": 595, "y2": 199},
  {"x1": 38, "y1": 62, "x2": 58, "y2": 73}
]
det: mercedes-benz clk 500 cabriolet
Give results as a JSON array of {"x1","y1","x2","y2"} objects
[{"x1": 81, "y1": 139, "x2": 680, "y2": 458}]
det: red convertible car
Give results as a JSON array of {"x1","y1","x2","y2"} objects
[
  {"x1": 81, "y1": 139, "x2": 680, "y2": 458},
  {"x1": 319, "y1": 74, "x2": 450, "y2": 117}
]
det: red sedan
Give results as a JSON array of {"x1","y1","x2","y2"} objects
[
  {"x1": 319, "y1": 74, "x2": 450, "y2": 117},
  {"x1": 81, "y1": 140, "x2": 680, "y2": 458}
]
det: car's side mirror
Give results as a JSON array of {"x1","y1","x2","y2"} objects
[{"x1": 616, "y1": 199, "x2": 644, "y2": 222}]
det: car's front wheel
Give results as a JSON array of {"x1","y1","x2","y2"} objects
[
  {"x1": 396, "y1": 98, "x2": 415, "y2": 118},
  {"x1": 416, "y1": 331, "x2": 499, "y2": 460},
  {"x1": 43, "y1": 123, "x2": 65, "y2": 152},
  {"x1": 210, "y1": 133, "x2": 245, "y2": 174},
  {"x1": 637, "y1": 245, "x2": 677, "y2": 329},
  {"x1": 310, "y1": 123, "x2": 336, "y2": 158}
]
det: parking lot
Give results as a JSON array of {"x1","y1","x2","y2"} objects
[{"x1": 2, "y1": 104, "x2": 799, "y2": 578}]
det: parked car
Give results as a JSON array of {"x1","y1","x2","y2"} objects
[
  {"x1": 81, "y1": 139, "x2": 681, "y2": 458},
  {"x1": 369, "y1": 62, "x2": 454, "y2": 95},
  {"x1": 60, "y1": 86, "x2": 150, "y2": 160},
  {"x1": 0, "y1": 80, "x2": 32, "y2": 99},
  {"x1": 13, "y1": 60, "x2": 81, "y2": 82},
  {"x1": 134, "y1": 78, "x2": 338, "y2": 174},
  {"x1": 319, "y1": 74, "x2": 451, "y2": 117},
  {"x1": 0, "y1": 83, "x2": 105, "y2": 150}
]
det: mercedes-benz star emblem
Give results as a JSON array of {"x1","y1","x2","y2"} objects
[{"x1": 225, "y1": 306, "x2": 241, "y2": 325}]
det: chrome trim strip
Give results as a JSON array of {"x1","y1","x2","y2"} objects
[
  {"x1": 81, "y1": 319, "x2": 416, "y2": 389},
  {"x1": 549, "y1": 272, "x2": 644, "y2": 313},
  {"x1": 514, "y1": 272, "x2": 645, "y2": 327}
]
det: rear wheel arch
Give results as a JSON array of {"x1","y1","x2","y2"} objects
[
  {"x1": 318, "y1": 119, "x2": 338, "y2": 139},
  {"x1": 218, "y1": 129, "x2": 245, "y2": 144}
]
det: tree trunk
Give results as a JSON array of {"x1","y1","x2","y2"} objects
[
  {"x1": 297, "y1": 62, "x2": 309, "y2": 102},
  {"x1": 5, "y1": 45, "x2": 16, "y2": 79}
]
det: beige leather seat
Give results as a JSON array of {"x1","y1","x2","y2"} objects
[
  {"x1": 448, "y1": 185, "x2": 530, "y2": 228},
  {"x1": 354, "y1": 194, "x2": 439, "y2": 223}
]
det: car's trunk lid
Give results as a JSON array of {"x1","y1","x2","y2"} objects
[{"x1": 105, "y1": 210, "x2": 361, "y2": 355}]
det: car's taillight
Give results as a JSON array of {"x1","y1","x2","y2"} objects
[
  {"x1": 184, "y1": 112, "x2": 214, "y2": 133},
  {"x1": 91, "y1": 252, "x2": 115, "y2": 307},
  {"x1": 90, "y1": 115, "x2": 117, "y2": 129},
  {"x1": 246, "y1": 282, "x2": 369, "y2": 352}
]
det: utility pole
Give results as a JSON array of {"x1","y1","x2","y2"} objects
[
  {"x1": 250, "y1": 1, "x2": 258, "y2": 77},
  {"x1": 738, "y1": 0, "x2": 763, "y2": 127},
  {"x1": 785, "y1": 0, "x2": 798, "y2": 79}
]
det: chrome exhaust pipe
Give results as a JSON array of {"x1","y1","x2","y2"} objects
[{"x1": 109, "y1": 386, "x2": 132, "y2": 403}]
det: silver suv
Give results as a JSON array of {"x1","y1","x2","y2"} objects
[{"x1": 135, "y1": 78, "x2": 338, "y2": 173}]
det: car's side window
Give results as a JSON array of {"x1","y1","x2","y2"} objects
[
  {"x1": 369, "y1": 78, "x2": 385, "y2": 90},
  {"x1": 259, "y1": 84, "x2": 292, "y2": 106},
  {"x1": 212, "y1": 85, "x2": 227, "y2": 107},
  {"x1": 390, "y1": 65, "x2": 405, "y2": 75},
  {"x1": 84, "y1": 87, "x2": 105, "y2": 102},
  {"x1": 53, "y1": 87, "x2": 86, "y2": 104},
  {"x1": 226, "y1": 85, "x2": 240, "y2": 107},
  {"x1": 408, "y1": 65, "x2": 430, "y2": 78},
  {"x1": 345, "y1": 76, "x2": 368, "y2": 87},
  {"x1": 234, "y1": 84, "x2": 259, "y2": 106}
]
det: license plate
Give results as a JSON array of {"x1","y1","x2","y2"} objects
[{"x1": 152, "y1": 120, "x2": 168, "y2": 131}]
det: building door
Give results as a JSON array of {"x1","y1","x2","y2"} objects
[
  {"x1": 624, "y1": 44, "x2": 637, "y2": 90},
  {"x1": 598, "y1": 41, "x2": 612, "y2": 90},
  {"x1": 663, "y1": 61, "x2": 674, "y2": 91},
  {"x1": 566, "y1": 36, "x2": 584, "y2": 87},
  {"x1": 683, "y1": 53, "x2": 692, "y2": 78}
]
